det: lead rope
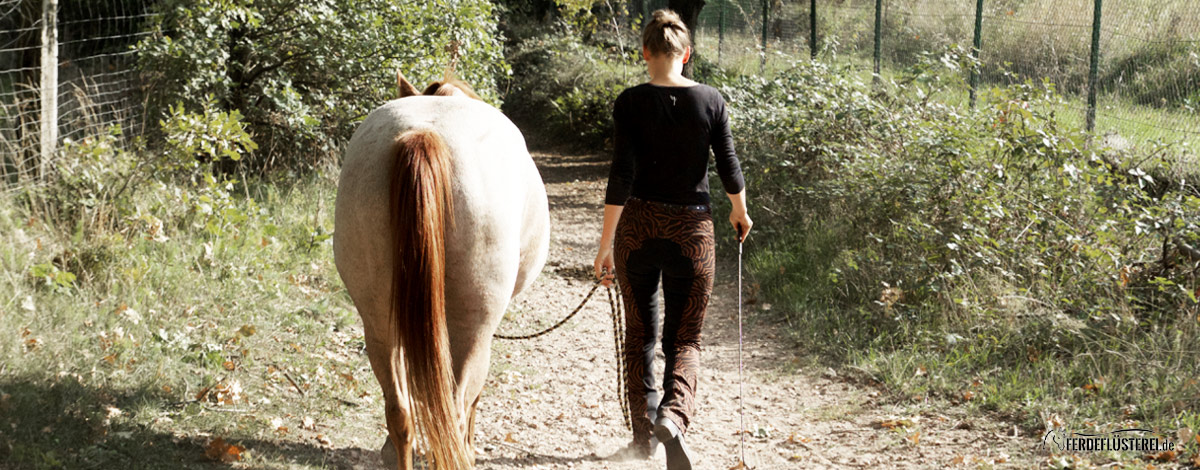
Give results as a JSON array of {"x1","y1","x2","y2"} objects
[
  {"x1": 493, "y1": 271, "x2": 631, "y2": 431},
  {"x1": 607, "y1": 277, "x2": 632, "y2": 431},
  {"x1": 736, "y1": 233, "x2": 748, "y2": 468},
  {"x1": 493, "y1": 279, "x2": 603, "y2": 340}
]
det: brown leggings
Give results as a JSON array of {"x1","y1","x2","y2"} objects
[{"x1": 614, "y1": 196, "x2": 715, "y2": 450}]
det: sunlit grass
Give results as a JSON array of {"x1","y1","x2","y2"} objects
[{"x1": 0, "y1": 174, "x2": 385, "y2": 469}]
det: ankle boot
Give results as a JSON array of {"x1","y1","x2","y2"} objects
[{"x1": 652, "y1": 416, "x2": 695, "y2": 470}]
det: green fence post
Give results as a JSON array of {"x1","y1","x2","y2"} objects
[
  {"x1": 810, "y1": 0, "x2": 817, "y2": 60},
  {"x1": 969, "y1": 0, "x2": 983, "y2": 108},
  {"x1": 718, "y1": 0, "x2": 725, "y2": 65},
  {"x1": 1086, "y1": 0, "x2": 1102, "y2": 132},
  {"x1": 873, "y1": 0, "x2": 882, "y2": 78}
]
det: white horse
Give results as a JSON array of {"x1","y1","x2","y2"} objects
[{"x1": 333, "y1": 74, "x2": 549, "y2": 470}]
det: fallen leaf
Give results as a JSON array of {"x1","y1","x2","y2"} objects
[
  {"x1": 238, "y1": 324, "x2": 257, "y2": 336},
  {"x1": 315, "y1": 434, "x2": 331, "y2": 446},
  {"x1": 907, "y1": 431, "x2": 921, "y2": 445},
  {"x1": 205, "y1": 437, "x2": 245, "y2": 462},
  {"x1": 504, "y1": 432, "x2": 517, "y2": 443},
  {"x1": 1147, "y1": 450, "x2": 1176, "y2": 462},
  {"x1": 223, "y1": 361, "x2": 236, "y2": 371},
  {"x1": 878, "y1": 417, "x2": 916, "y2": 429},
  {"x1": 728, "y1": 460, "x2": 748, "y2": 470}
]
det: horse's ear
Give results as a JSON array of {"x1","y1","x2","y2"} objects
[{"x1": 397, "y1": 71, "x2": 419, "y2": 98}]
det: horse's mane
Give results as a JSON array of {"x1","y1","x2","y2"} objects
[
  {"x1": 398, "y1": 69, "x2": 482, "y2": 101},
  {"x1": 422, "y1": 77, "x2": 481, "y2": 101}
]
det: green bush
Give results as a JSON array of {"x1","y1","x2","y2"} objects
[
  {"x1": 502, "y1": 21, "x2": 640, "y2": 149},
  {"x1": 138, "y1": 0, "x2": 509, "y2": 171},
  {"x1": 723, "y1": 49, "x2": 1199, "y2": 430},
  {"x1": 31, "y1": 126, "x2": 143, "y2": 237}
]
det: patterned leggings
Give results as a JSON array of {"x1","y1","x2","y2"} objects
[{"x1": 614, "y1": 196, "x2": 715, "y2": 449}]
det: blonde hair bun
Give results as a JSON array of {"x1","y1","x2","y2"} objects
[{"x1": 642, "y1": 9, "x2": 691, "y2": 57}]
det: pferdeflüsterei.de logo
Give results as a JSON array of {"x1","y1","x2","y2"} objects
[{"x1": 1041, "y1": 428, "x2": 1176, "y2": 453}]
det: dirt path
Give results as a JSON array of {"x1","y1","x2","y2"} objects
[{"x1": 328, "y1": 151, "x2": 1035, "y2": 469}]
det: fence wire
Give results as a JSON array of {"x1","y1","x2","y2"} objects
[
  {"x1": 1, "y1": 0, "x2": 154, "y2": 191},
  {"x1": 680, "y1": 0, "x2": 1198, "y2": 154}
]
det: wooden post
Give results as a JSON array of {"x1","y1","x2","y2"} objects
[
  {"x1": 718, "y1": 0, "x2": 725, "y2": 65},
  {"x1": 1086, "y1": 0, "x2": 1102, "y2": 132},
  {"x1": 761, "y1": 0, "x2": 768, "y2": 72},
  {"x1": 40, "y1": 0, "x2": 57, "y2": 177},
  {"x1": 809, "y1": 0, "x2": 817, "y2": 60}
]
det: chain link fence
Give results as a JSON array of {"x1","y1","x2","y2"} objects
[
  {"x1": 670, "y1": 0, "x2": 1199, "y2": 153},
  {"x1": 0, "y1": 0, "x2": 154, "y2": 191}
]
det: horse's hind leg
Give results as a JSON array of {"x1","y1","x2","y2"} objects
[{"x1": 365, "y1": 335, "x2": 414, "y2": 470}]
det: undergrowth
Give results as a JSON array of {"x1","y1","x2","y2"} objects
[{"x1": 0, "y1": 103, "x2": 368, "y2": 469}]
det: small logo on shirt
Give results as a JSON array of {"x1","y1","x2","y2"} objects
[{"x1": 669, "y1": 95, "x2": 677, "y2": 106}]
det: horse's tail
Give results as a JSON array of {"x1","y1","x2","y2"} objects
[{"x1": 389, "y1": 128, "x2": 469, "y2": 469}]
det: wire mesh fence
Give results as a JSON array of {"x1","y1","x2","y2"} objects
[
  {"x1": 680, "y1": 0, "x2": 1199, "y2": 153},
  {"x1": 0, "y1": 0, "x2": 154, "y2": 191}
]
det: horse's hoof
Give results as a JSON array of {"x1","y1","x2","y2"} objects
[{"x1": 379, "y1": 438, "x2": 397, "y2": 468}]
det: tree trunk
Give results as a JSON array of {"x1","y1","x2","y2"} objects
[{"x1": 668, "y1": 0, "x2": 705, "y2": 78}]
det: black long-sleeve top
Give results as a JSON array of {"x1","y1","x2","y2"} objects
[{"x1": 604, "y1": 83, "x2": 745, "y2": 206}]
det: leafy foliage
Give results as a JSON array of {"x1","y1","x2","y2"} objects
[
  {"x1": 503, "y1": 21, "x2": 642, "y2": 149},
  {"x1": 715, "y1": 48, "x2": 1199, "y2": 429},
  {"x1": 137, "y1": 0, "x2": 509, "y2": 171}
]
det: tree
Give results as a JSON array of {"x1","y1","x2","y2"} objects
[{"x1": 668, "y1": 0, "x2": 705, "y2": 77}]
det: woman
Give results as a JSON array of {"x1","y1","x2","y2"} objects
[{"x1": 592, "y1": 9, "x2": 752, "y2": 470}]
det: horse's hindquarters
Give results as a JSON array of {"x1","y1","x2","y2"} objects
[{"x1": 332, "y1": 95, "x2": 550, "y2": 467}]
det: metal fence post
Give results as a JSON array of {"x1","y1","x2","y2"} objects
[
  {"x1": 1086, "y1": 0, "x2": 1102, "y2": 132},
  {"x1": 40, "y1": 0, "x2": 58, "y2": 177},
  {"x1": 969, "y1": 0, "x2": 983, "y2": 108},
  {"x1": 873, "y1": 0, "x2": 882, "y2": 77},
  {"x1": 809, "y1": 0, "x2": 817, "y2": 60}
]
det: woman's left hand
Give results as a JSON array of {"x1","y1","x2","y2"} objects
[{"x1": 594, "y1": 247, "x2": 616, "y2": 287}]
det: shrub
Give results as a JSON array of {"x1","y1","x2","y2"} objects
[
  {"x1": 502, "y1": 21, "x2": 641, "y2": 149},
  {"x1": 137, "y1": 0, "x2": 509, "y2": 171},
  {"x1": 32, "y1": 125, "x2": 143, "y2": 237},
  {"x1": 725, "y1": 48, "x2": 1199, "y2": 429}
]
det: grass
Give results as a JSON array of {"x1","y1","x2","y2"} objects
[
  {"x1": 748, "y1": 203, "x2": 1200, "y2": 460},
  {"x1": 0, "y1": 173, "x2": 391, "y2": 469}
]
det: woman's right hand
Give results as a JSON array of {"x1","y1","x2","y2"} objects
[
  {"x1": 594, "y1": 246, "x2": 616, "y2": 287},
  {"x1": 730, "y1": 209, "x2": 753, "y2": 243}
]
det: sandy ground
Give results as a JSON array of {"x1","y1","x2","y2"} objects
[{"x1": 326, "y1": 150, "x2": 1037, "y2": 470}]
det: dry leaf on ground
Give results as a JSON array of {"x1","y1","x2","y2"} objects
[{"x1": 205, "y1": 437, "x2": 245, "y2": 462}]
